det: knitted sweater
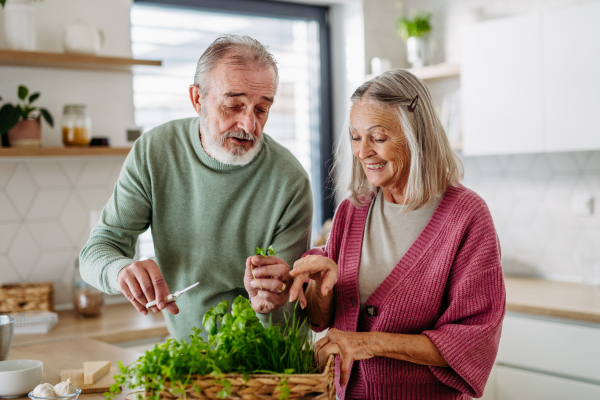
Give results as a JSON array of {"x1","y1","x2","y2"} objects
[
  {"x1": 80, "y1": 117, "x2": 313, "y2": 340},
  {"x1": 305, "y1": 184, "x2": 505, "y2": 399}
]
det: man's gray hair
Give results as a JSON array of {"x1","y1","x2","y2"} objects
[
  {"x1": 338, "y1": 69, "x2": 463, "y2": 211},
  {"x1": 193, "y1": 34, "x2": 279, "y2": 97}
]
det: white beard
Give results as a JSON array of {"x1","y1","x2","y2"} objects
[{"x1": 199, "y1": 110, "x2": 262, "y2": 166}]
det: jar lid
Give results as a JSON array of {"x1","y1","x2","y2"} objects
[{"x1": 63, "y1": 104, "x2": 88, "y2": 113}]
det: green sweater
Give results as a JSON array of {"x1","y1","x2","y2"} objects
[{"x1": 79, "y1": 117, "x2": 313, "y2": 340}]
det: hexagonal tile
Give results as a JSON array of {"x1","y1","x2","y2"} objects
[
  {"x1": 26, "y1": 161, "x2": 71, "y2": 188},
  {"x1": 27, "y1": 189, "x2": 70, "y2": 220},
  {"x1": 506, "y1": 154, "x2": 536, "y2": 175},
  {"x1": 0, "y1": 223, "x2": 20, "y2": 253},
  {"x1": 529, "y1": 154, "x2": 554, "y2": 181},
  {"x1": 76, "y1": 160, "x2": 116, "y2": 187},
  {"x1": 544, "y1": 174, "x2": 578, "y2": 201},
  {"x1": 59, "y1": 194, "x2": 89, "y2": 245},
  {"x1": 76, "y1": 187, "x2": 112, "y2": 211},
  {"x1": 8, "y1": 226, "x2": 40, "y2": 280},
  {"x1": 572, "y1": 151, "x2": 592, "y2": 169},
  {"x1": 29, "y1": 250, "x2": 74, "y2": 282},
  {"x1": 0, "y1": 192, "x2": 20, "y2": 222},
  {"x1": 506, "y1": 200, "x2": 540, "y2": 227},
  {"x1": 6, "y1": 164, "x2": 38, "y2": 217},
  {"x1": 106, "y1": 161, "x2": 125, "y2": 193},
  {"x1": 59, "y1": 160, "x2": 85, "y2": 184},
  {"x1": 474, "y1": 155, "x2": 504, "y2": 176},
  {"x1": 27, "y1": 221, "x2": 72, "y2": 250},
  {"x1": 545, "y1": 229, "x2": 582, "y2": 257},
  {"x1": 546, "y1": 152, "x2": 579, "y2": 173},
  {"x1": 507, "y1": 175, "x2": 544, "y2": 200},
  {"x1": 0, "y1": 161, "x2": 17, "y2": 189},
  {"x1": 584, "y1": 151, "x2": 600, "y2": 171},
  {"x1": 0, "y1": 256, "x2": 22, "y2": 284}
]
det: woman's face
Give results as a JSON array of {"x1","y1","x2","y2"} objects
[{"x1": 350, "y1": 99, "x2": 411, "y2": 197}]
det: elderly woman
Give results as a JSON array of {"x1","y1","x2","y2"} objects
[{"x1": 287, "y1": 70, "x2": 505, "y2": 399}]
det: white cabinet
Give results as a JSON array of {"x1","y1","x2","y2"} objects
[
  {"x1": 462, "y1": 3, "x2": 600, "y2": 155},
  {"x1": 462, "y1": 14, "x2": 544, "y2": 155},
  {"x1": 543, "y1": 2, "x2": 600, "y2": 152}
]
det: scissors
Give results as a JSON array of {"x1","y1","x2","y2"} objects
[{"x1": 145, "y1": 282, "x2": 199, "y2": 308}]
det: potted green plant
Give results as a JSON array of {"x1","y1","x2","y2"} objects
[
  {"x1": 0, "y1": 85, "x2": 54, "y2": 148},
  {"x1": 397, "y1": 9, "x2": 432, "y2": 68}
]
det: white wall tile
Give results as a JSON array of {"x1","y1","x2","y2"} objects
[
  {"x1": 585, "y1": 151, "x2": 600, "y2": 170},
  {"x1": 77, "y1": 160, "x2": 119, "y2": 187},
  {"x1": 0, "y1": 161, "x2": 17, "y2": 189},
  {"x1": 31, "y1": 251, "x2": 74, "y2": 282},
  {"x1": 507, "y1": 154, "x2": 536, "y2": 175},
  {"x1": 0, "y1": 223, "x2": 20, "y2": 253},
  {"x1": 27, "y1": 190, "x2": 70, "y2": 220},
  {"x1": 59, "y1": 194, "x2": 89, "y2": 244},
  {"x1": 59, "y1": 160, "x2": 85, "y2": 184},
  {"x1": 26, "y1": 161, "x2": 71, "y2": 188},
  {"x1": 27, "y1": 221, "x2": 72, "y2": 250},
  {"x1": 546, "y1": 152, "x2": 580, "y2": 173},
  {"x1": 0, "y1": 256, "x2": 22, "y2": 284},
  {"x1": 0, "y1": 192, "x2": 20, "y2": 222},
  {"x1": 7, "y1": 226, "x2": 40, "y2": 280},
  {"x1": 76, "y1": 187, "x2": 112, "y2": 211},
  {"x1": 6, "y1": 164, "x2": 38, "y2": 217}
]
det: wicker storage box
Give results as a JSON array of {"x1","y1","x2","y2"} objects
[
  {"x1": 0, "y1": 282, "x2": 54, "y2": 313},
  {"x1": 146, "y1": 355, "x2": 335, "y2": 400}
]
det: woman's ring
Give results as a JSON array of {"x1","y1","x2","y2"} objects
[{"x1": 278, "y1": 282, "x2": 287, "y2": 293}]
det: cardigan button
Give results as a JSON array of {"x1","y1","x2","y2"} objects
[{"x1": 366, "y1": 306, "x2": 377, "y2": 317}]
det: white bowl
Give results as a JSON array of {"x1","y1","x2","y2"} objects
[
  {"x1": 28, "y1": 387, "x2": 81, "y2": 400},
  {"x1": 0, "y1": 359, "x2": 43, "y2": 397}
]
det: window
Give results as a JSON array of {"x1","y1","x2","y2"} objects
[{"x1": 130, "y1": 0, "x2": 333, "y2": 258}]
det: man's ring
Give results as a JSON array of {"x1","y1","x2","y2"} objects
[{"x1": 278, "y1": 282, "x2": 287, "y2": 293}]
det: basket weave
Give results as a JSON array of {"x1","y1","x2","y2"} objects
[
  {"x1": 0, "y1": 282, "x2": 54, "y2": 313},
  {"x1": 143, "y1": 354, "x2": 335, "y2": 400}
]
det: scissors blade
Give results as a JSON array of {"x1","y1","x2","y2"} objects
[{"x1": 174, "y1": 281, "x2": 200, "y2": 297}]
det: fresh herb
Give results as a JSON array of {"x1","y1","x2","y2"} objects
[
  {"x1": 106, "y1": 294, "x2": 315, "y2": 399},
  {"x1": 250, "y1": 245, "x2": 276, "y2": 290},
  {"x1": 397, "y1": 10, "x2": 432, "y2": 42}
]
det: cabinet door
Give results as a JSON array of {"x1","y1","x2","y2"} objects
[
  {"x1": 496, "y1": 366, "x2": 600, "y2": 400},
  {"x1": 461, "y1": 14, "x2": 544, "y2": 155},
  {"x1": 543, "y1": 2, "x2": 600, "y2": 152}
]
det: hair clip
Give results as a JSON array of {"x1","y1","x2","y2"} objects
[{"x1": 408, "y1": 95, "x2": 419, "y2": 112}]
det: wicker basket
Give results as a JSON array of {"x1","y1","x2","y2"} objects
[
  {"x1": 0, "y1": 282, "x2": 54, "y2": 313},
  {"x1": 141, "y1": 355, "x2": 335, "y2": 400}
]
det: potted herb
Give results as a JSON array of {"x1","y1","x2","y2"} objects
[
  {"x1": 397, "y1": 9, "x2": 432, "y2": 68},
  {"x1": 0, "y1": 85, "x2": 54, "y2": 148}
]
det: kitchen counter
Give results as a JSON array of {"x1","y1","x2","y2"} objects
[
  {"x1": 9, "y1": 338, "x2": 141, "y2": 399},
  {"x1": 12, "y1": 303, "x2": 169, "y2": 348},
  {"x1": 505, "y1": 276, "x2": 600, "y2": 323}
]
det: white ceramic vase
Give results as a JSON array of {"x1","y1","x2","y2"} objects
[
  {"x1": 406, "y1": 36, "x2": 429, "y2": 68},
  {"x1": 4, "y1": 0, "x2": 37, "y2": 51}
]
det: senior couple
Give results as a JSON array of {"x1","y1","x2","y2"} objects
[{"x1": 80, "y1": 34, "x2": 505, "y2": 399}]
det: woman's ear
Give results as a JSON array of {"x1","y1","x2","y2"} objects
[{"x1": 189, "y1": 84, "x2": 202, "y2": 115}]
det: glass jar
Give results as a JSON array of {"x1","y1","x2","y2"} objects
[
  {"x1": 62, "y1": 104, "x2": 91, "y2": 147},
  {"x1": 72, "y1": 258, "x2": 104, "y2": 317}
]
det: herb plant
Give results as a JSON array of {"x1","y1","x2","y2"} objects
[
  {"x1": 250, "y1": 245, "x2": 276, "y2": 290},
  {"x1": 107, "y1": 295, "x2": 316, "y2": 400},
  {"x1": 397, "y1": 10, "x2": 432, "y2": 42},
  {"x1": 0, "y1": 85, "x2": 54, "y2": 136}
]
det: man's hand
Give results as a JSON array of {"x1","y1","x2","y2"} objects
[
  {"x1": 244, "y1": 255, "x2": 305, "y2": 314},
  {"x1": 117, "y1": 259, "x2": 179, "y2": 316}
]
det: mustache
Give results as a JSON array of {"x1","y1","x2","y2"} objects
[{"x1": 220, "y1": 130, "x2": 256, "y2": 144}]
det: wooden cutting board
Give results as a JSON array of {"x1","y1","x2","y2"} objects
[{"x1": 60, "y1": 367, "x2": 118, "y2": 394}]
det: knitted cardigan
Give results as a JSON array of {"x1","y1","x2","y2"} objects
[{"x1": 305, "y1": 184, "x2": 505, "y2": 399}]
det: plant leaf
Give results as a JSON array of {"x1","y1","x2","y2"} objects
[
  {"x1": 28, "y1": 92, "x2": 40, "y2": 103},
  {"x1": 18, "y1": 85, "x2": 28, "y2": 100},
  {"x1": 40, "y1": 109, "x2": 54, "y2": 127},
  {"x1": 0, "y1": 0, "x2": 6, "y2": 8},
  {"x1": 0, "y1": 104, "x2": 21, "y2": 134}
]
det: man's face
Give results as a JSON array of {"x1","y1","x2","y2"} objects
[{"x1": 192, "y1": 61, "x2": 277, "y2": 164}]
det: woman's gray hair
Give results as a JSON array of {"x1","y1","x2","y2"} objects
[
  {"x1": 340, "y1": 69, "x2": 463, "y2": 210},
  {"x1": 193, "y1": 34, "x2": 279, "y2": 97}
]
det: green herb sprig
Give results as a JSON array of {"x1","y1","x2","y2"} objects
[
  {"x1": 250, "y1": 245, "x2": 276, "y2": 290},
  {"x1": 397, "y1": 10, "x2": 432, "y2": 42},
  {"x1": 107, "y1": 293, "x2": 315, "y2": 399}
]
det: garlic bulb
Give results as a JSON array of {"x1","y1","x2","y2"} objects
[
  {"x1": 33, "y1": 383, "x2": 55, "y2": 397},
  {"x1": 53, "y1": 379, "x2": 77, "y2": 396}
]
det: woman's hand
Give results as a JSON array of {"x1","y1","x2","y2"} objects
[
  {"x1": 244, "y1": 255, "x2": 305, "y2": 314},
  {"x1": 315, "y1": 328, "x2": 375, "y2": 386},
  {"x1": 289, "y1": 255, "x2": 338, "y2": 304}
]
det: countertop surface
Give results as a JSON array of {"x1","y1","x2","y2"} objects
[
  {"x1": 12, "y1": 302, "x2": 169, "y2": 348},
  {"x1": 9, "y1": 338, "x2": 141, "y2": 399},
  {"x1": 504, "y1": 276, "x2": 600, "y2": 324}
]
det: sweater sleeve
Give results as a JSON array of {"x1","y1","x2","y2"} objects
[
  {"x1": 422, "y1": 199, "x2": 506, "y2": 398},
  {"x1": 79, "y1": 140, "x2": 152, "y2": 295}
]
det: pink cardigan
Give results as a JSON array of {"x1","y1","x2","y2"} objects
[{"x1": 305, "y1": 184, "x2": 505, "y2": 399}]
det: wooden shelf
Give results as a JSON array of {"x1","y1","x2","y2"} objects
[
  {"x1": 365, "y1": 63, "x2": 461, "y2": 82},
  {"x1": 0, "y1": 147, "x2": 131, "y2": 157},
  {"x1": 408, "y1": 63, "x2": 460, "y2": 80},
  {"x1": 0, "y1": 49, "x2": 161, "y2": 71}
]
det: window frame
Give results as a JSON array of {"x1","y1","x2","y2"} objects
[{"x1": 134, "y1": 0, "x2": 335, "y2": 228}]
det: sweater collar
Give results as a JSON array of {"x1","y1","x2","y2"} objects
[{"x1": 189, "y1": 117, "x2": 264, "y2": 172}]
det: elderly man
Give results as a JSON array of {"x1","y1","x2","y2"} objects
[{"x1": 79, "y1": 35, "x2": 313, "y2": 340}]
